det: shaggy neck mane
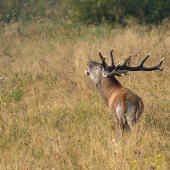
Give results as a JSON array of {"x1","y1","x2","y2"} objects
[{"x1": 96, "y1": 75, "x2": 123, "y2": 106}]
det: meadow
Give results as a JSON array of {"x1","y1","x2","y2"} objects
[{"x1": 0, "y1": 20, "x2": 170, "y2": 169}]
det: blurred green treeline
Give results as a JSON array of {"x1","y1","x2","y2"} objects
[{"x1": 0, "y1": 0, "x2": 170, "y2": 25}]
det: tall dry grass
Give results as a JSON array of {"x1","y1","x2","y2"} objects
[{"x1": 0, "y1": 21, "x2": 170, "y2": 169}]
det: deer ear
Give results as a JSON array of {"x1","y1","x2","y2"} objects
[
  {"x1": 103, "y1": 72, "x2": 107, "y2": 77},
  {"x1": 96, "y1": 67, "x2": 100, "y2": 74}
]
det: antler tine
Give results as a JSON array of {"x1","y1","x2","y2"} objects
[
  {"x1": 104, "y1": 56, "x2": 107, "y2": 60},
  {"x1": 99, "y1": 51, "x2": 109, "y2": 72},
  {"x1": 115, "y1": 61, "x2": 124, "y2": 70},
  {"x1": 110, "y1": 48, "x2": 115, "y2": 69},
  {"x1": 126, "y1": 54, "x2": 133, "y2": 64},
  {"x1": 99, "y1": 51, "x2": 103, "y2": 59},
  {"x1": 114, "y1": 54, "x2": 132, "y2": 70},
  {"x1": 159, "y1": 57, "x2": 165, "y2": 70},
  {"x1": 139, "y1": 53, "x2": 151, "y2": 67}
]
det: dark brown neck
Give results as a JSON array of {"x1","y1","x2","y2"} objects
[{"x1": 96, "y1": 75, "x2": 122, "y2": 106}]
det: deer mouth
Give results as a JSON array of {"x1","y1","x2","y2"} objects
[{"x1": 85, "y1": 70, "x2": 90, "y2": 76}]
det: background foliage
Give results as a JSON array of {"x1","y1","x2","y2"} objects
[
  {"x1": 0, "y1": 0, "x2": 170, "y2": 25},
  {"x1": 0, "y1": 0, "x2": 61, "y2": 23},
  {"x1": 65, "y1": 0, "x2": 170, "y2": 25}
]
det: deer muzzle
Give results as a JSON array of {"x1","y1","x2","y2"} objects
[{"x1": 85, "y1": 70, "x2": 90, "y2": 76}]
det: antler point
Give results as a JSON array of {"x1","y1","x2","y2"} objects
[
  {"x1": 116, "y1": 61, "x2": 123, "y2": 69},
  {"x1": 110, "y1": 48, "x2": 115, "y2": 52},
  {"x1": 161, "y1": 57, "x2": 165, "y2": 61}
]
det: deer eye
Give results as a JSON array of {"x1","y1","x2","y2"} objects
[
  {"x1": 96, "y1": 67, "x2": 100, "y2": 71},
  {"x1": 96, "y1": 67, "x2": 101, "y2": 74}
]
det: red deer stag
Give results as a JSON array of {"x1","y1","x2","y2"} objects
[{"x1": 85, "y1": 50, "x2": 164, "y2": 132}]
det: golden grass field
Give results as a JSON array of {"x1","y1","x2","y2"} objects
[{"x1": 0, "y1": 21, "x2": 170, "y2": 169}]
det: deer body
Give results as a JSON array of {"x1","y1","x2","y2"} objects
[
  {"x1": 85, "y1": 50, "x2": 164, "y2": 132},
  {"x1": 97, "y1": 74, "x2": 143, "y2": 130}
]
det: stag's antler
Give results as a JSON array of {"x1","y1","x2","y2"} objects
[
  {"x1": 99, "y1": 50, "x2": 165, "y2": 77},
  {"x1": 117, "y1": 53, "x2": 165, "y2": 71}
]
